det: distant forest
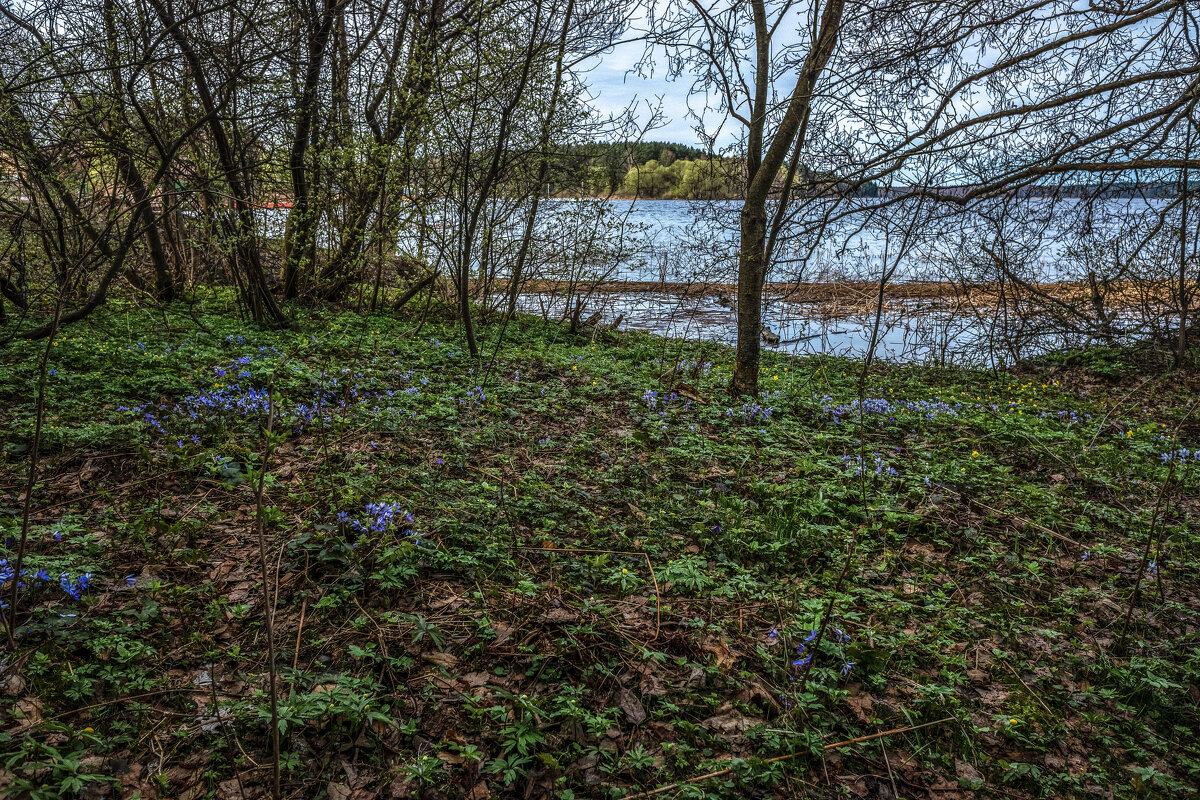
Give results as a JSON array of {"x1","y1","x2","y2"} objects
[
  {"x1": 566, "y1": 141, "x2": 860, "y2": 201},
  {"x1": 575, "y1": 144, "x2": 1195, "y2": 202},
  {"x1": 558, "y1": 141, "x2": 736, "y2": 199}
]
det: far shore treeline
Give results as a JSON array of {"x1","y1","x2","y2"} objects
[
  {"x1": 560, "y1": 141, "x2": 876, "y2": 200},
  {"x1": 552, "y1": 142, "x2": 1190, "y2": 201}
]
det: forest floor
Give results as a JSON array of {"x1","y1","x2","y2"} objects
[{"x1": 0, "y1": 300, "x2": 1198, "y2": 799}]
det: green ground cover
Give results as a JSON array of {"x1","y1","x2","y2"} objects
[{"x1": 0, "y1": 302, "x2": 1197, "y2": 799}]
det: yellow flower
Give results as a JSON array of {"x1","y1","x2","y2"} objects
[{"x1": 971, "y1": 450, "x2": 979, "y2": 457}]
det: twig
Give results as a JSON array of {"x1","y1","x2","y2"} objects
[
  {"x1": 516, "y1": 546, "x2": 660, "y2": 639},
  {"x1": 46, "y1": 688, "x2": 187, "y2": 720},
  {"x1": 254, "y1": 386, "x2": 281, "y2": 800},
  {"x1": 38, "y1": 467, "x2": 189, "y2": 512},
  {"x1": 882, "y1": 740, "x2": 900, "y2": 800},
  {"x1": 623, "y1": 717, "x2": 955, "y2": 799},
  {"x1": 6, "y1": 293, "x2": 61, "y2": 648},
  {"x1": 964, "y1": 498, "x2": 1081, "y2": 548},
  {"x1": 292, "y1": 598, "x2": 308, "y2": 672},
  {"x1": 793, "y1": 220, "x2": 918, "y2": 703},
  {"x1": 1115, "y1": 395, "x2": 1199, "y2": 651},
  {"x1": 467, "y1": 464, "x2": 519, "y2": 498},
  {"x1": 210, "y1": 661, "x2": 249, "y2": 800},
  {"x1": 1086, "y1": 376, "x2": 1155, "y2": 450}
]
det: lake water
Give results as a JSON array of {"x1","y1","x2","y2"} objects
[
  {"x1": 260, "y1": 195, "x2": 1176, "y2": 363},
  {"x1": 533, "y1": 196, "x2": 1174, "y2": 285},
  {"x1": 512, "y1": 196, "x2": 1173, "y2": 363}
]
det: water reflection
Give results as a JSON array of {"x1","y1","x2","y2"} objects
[{"x1": 510, "y1": 290, "x2": 1096, "y2": 366}]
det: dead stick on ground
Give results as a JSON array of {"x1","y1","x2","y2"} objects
[
  {"x1": 516, "y1": 546, "x2": 660, "y2": 640},
  {"x1": 882, "y1": 740, "x2": 900, "y2": 800},
  {"x1": 968, "y1": 498, "x2": 1080, "y2": 548},
  {"x1": 624, "y1": 717, "x2": 955, "y2": 799}
]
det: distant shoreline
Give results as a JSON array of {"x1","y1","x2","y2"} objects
[
  {"x1": 476, "y1": 277, "x2": 1158, "y2": 318},
  {"x1": 487, "y1": 277, "x2": 1080, "y2": 299}
]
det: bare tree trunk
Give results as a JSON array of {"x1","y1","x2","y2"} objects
[
  {"x1": 102, "y1": 0, "x2": 174, "y2": 303},
  {"x1": 731, "y1": 0, "x2": 845, "y2": 395},
  {"x1": 1177, "y1": 99, "x2": 1195, "y2": 365},
  {"x1": 145, "y1": 0, "x2": 287, "y2": 326},
  {"x1": 319, "y1": 0, "x2": 445, "y2": 297},
  {"x1": 283, "y1": 0, "x2": 342, "y2": 300},
  {"x1": 456, "y1": 0, "x2": 544, "y2": 357}
]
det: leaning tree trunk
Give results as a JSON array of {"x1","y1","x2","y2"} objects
[
  {"x1": 146, "y1": 0, "x2": 287, "y2": 326},
  {"x1": 730, "y1": 0, "x2": 845, "y2": 396},
  {"x1": 731, "y1": 204, "x2": 768, "y2": 395}
]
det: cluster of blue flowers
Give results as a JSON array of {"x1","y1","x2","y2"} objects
[
  {"x1": 0, "y1": 559, "x2": 92, "y2": 602},
  {"x1": 675, "y1": 359, "x2": 712, "y2": 377},
  {"x1": 639, "y1": 389, "x2": 696, "y2": 431},
  {"x1": 337, "y1": 502, "x2": 417, "y2": 539},
  {"x1": 642, "y1": 389, "x2": 692, "y2": 410},
  {"x1": 127, "y1": 365, "x2": 437, "y2": 442},
  {"x1": 121, "y1": 385, "x2": 272, "y2": 440},
  {"x1": 1038, "y1": 409, "x2": 1090, "y2": 422},
  {"x1": 461, "y1": 386, "x2": 487, "y2": 407},
  {"x1": 726, "y1": 401, "x2": 773, "y2": 423},
  {"x1": 843, "y1": 452, "x2": 899, "y2": 477},
  {"x1": 1161, "y1": 448, "x2": 1200, "y2": 464},
  {"x1": 181, "y1": 385, "x2": 273, "y2": 419},
  {"x1": 60, "y1": 572, "x2": 91, "y2": 600},
  {"x1": 821, "y1": 396, "x2": 963, "y2": 424},
  {"x1": 787, "y1": 626, "x2": 854, "y2": 676}
]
